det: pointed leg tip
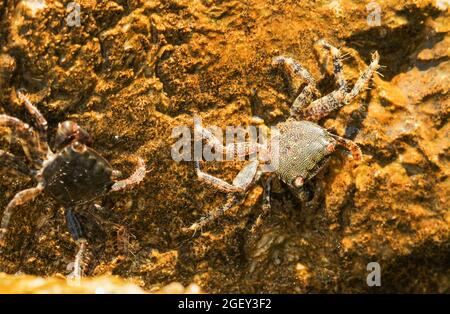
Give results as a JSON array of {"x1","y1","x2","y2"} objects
[
  {"x1": 0, "y1": 229, "x2": 7, "y2": 247},
  {"x1": 66, "y1": 272, "x2": 82, "y2": 283},
  {"x1": 137, "y1": 157, "x2": 146, "y2": 169},
  {"x1": 16, "y1": 88, "x2": 27, "y2": 99},
  {"x1": 271, "y1": 56, "x2": 281, "y2": 65},
  {"x1": 373, "y1": 51, "x2": 380, "y2": 59},
  {"x1": 182, "y1": 224, "x2": 200, "y2": 238},
  {"x1": 371, "y1": 51, "x2": 380, "y2": 65},
  {"x1": 186, "y1": 224, "x2": 197, "y2": 232},
  {"x1": 181, "y1": 226, "x2": 192, "y2": 234},
  {"x1": 131, "y1": 157, "x2": 147, "y2": 184},
  {"x1": 272, "y1": 55, "x2": 289, "y2": 67},
  {"x1": 316, "y1": 38, "x2": 327, "y2": 46},
  {"x1": 352, "y1": 150, "x2": 363, "y2": 161},
  {"x1": 250, "y1": 222, "x2": 260, "y2": 234}
]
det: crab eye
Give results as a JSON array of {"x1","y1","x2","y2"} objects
[{"x1": 55, "y1": 120, "x2": 92, "y2": 150}]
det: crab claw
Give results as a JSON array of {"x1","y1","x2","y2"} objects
[{"x1": 329, "y1": 133, "x2": 362, "y2": 161}]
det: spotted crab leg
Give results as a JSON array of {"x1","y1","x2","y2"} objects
[
  {"x1": 67, "y1": 239, "x2": 87, "y2": 282},
  {"x1": 251, "y1": 174, "x2": 274, "y2": 233},
  {"x1": 0, "y1": 149, "x2": 32, "y2": 175},
  {"x1": 0, "y1": 115, "x2": 47, "y2": 168},
  {"x1": 185, "y1": 160, "x2": 260, "y2": 233},
  {"x1": 302, "y1": 51, "x2": 380, "y2": 121},
  {"x1": 111, "y1": 157, "x2": 146, "y2": 191},
  {"x1": 17, "y1": 89, "x2": 49, "y2": 150},
  {"x1": 0, "y1": 183, "x2": 44, "y2": 247},
  {"x1": 316, "y1": 39, "x2": 347, "y2": 90},
  {"x1": 64, "y1": 208, "x2": 90, "y2": 281},
  {"x1": 329, "y1": 133, "x2": 362, "y2": 160},
  {"x1": 184, "y1": 194, "x2": 241, "y2": 234},
  {"x1": 197, "y1": 124, "x2": 267, "y2": 160},
  {"x1": 194, "y1": 159, "x2": 259, "y2": 193},
  {"x1": 272, "y1": 56, "x2": 321, "y2": 119},
  {"x1": 343, "y1": 51, "x2": 380, "y2": 103}
]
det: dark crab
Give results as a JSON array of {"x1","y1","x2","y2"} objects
[
  {"x1": 185, "y1": 40, "x2": 380, "y2": 233},
  {"x1": 0, "y1": 91, "x2": 146, "y2": 278}
]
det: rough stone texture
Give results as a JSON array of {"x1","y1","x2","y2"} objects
[{"x1": 0, "y1": 0, "x2": 448, "y2": 293}]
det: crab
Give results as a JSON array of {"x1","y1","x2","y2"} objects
[
  {"x1": 184, "y1": 40, "x2": 380, "y2": 233},
  {"x1": 0, "y1": 90, "x2": 146, "y2": 278}
]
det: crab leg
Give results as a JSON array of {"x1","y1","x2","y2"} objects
[
  {"x1": 17, "y1": 90, "x2": 49, "y2": 147},
  {"x1": 65, "y1": 208, "x2": 83, "y2": 240},
  {"x1": 67, "y1": 239, "x2": 87, "y2": 281},
  {"x1": 184, "y1": 194, "x2": 240, "y2": 233},
  {"x1": 0, "y1": 183, "x2": 44, "y2": 246},
  {"x1": 344, "y1": 51, "x2": 380, "y2": 103},
  {"x1": 316, "y1": 39, "x2": 347, "y2": 90},
  {"x1": 302, "y1": 51, "x2": 379, "y2": 121},
  {"x1": 111, "y1": 157, "x2": 146, "y2": 192},
  {"x1": 186, "y1": 160, "x2": 260, "y2": 232},
  {"x1": 0, "y1": 115, "x2": 46, "y2": 167},
  {"x1": 272, "y1": 56, "x2": 321, "y2": 118},
  {"x1": 64, "y1": 208, "x2": 88, "y2": 280},
  {"x1": 198, "y1": 125, "x2": 267, "y2": 159},
  {"x1": 251, "y1": 175, "x2": 274, "y2": 233},
  {"x1": 0, "y1": 149, "x2": 32, "y2": 175},
  {"x1": 329, "y1": 133, "x2": 362, "y2": 160},
  {"x1": 195, "y1": 159, "x2": 259, "y2": 193}
]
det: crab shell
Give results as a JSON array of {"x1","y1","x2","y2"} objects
[
  {"x1": 41, "y1": 142, "x2": 115, "y2": 206},
  {"x1": 272, "y1": 120, "x2": 334, "y2": 194}
]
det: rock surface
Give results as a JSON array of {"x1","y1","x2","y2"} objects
[{"x1": 0, "y1": 0, "x2": 448, "y2": 293}]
